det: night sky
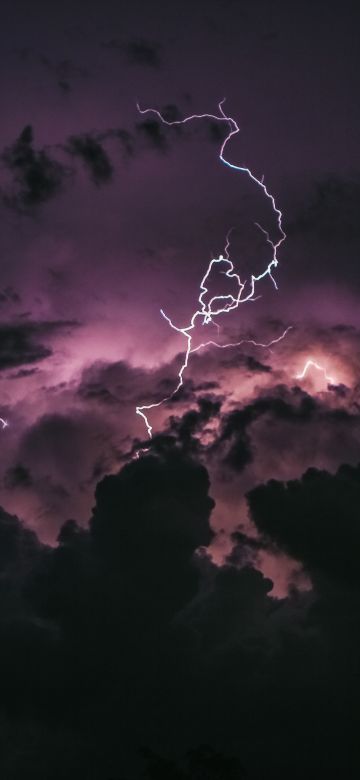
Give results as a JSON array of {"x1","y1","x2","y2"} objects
[{"x1": 0, "y1": 1, "x2": 359, "y2": 777}]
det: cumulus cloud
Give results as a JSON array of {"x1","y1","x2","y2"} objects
[
  {"x1": 3, "y1": 314, "x2": 360, "y2": 548},
  {"x1": 0, "y1": 447, "x2": 358, "y2": 776},
  {"x1": 247, "y1": 462, "x2": 360, "y2": 587}
]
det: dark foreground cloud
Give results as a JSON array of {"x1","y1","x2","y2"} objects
[
  {"x1": 247, "y1": 461, "x2": 360, "y2": 587},
  {"x1": 0, "y1": 448, "x2": 358, "y2": 778}
]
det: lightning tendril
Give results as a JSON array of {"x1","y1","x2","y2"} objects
[
  {"x1": 135, "y1": 100, "x2": 289, "y2": 438},
  {"x1": 295, "y1": 360, "x2": 336, "y2": 386}
]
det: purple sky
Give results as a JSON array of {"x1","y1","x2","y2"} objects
[
  {"x1": 1, "y1": 3, "x2": 360, "y2": 777},
  {"x1": 0, "y1": 0, "x2": 360, "y2": 585}
]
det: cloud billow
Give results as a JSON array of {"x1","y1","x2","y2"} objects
[{"x1": 0, "y1": 446, "x2": 357, "y2": 776}]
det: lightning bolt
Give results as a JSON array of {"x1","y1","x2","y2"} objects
[
  {"x1": 136, "y1": 100, "x2": 289, "y2": 438},
  {"x1": 0, "y1": 418, "x2": 8, "y2": 430},
  {"x1": 295, "y1": 359, "x2": 336, "y2": 386}
]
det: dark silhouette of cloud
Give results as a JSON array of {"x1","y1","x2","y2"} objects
[
  {"x1": 1, "y1": 125, "x2": 69, "y2": 210},
  {"x1": 8, "y1": 366, "x2": 39, "y2": 380},
  {"x1": 113, "y1": 127, "x2": 135, "y2": 157},
  {"x1": 214, "y1": 384, "x2": 358, "y2": 472},
  {"x1": 0, "y1": 320, "x2": 78, "y2": 371},
  {"x1": 0, "y1": 505, "x2": 42, "y2": 572},
  {"x1": 0, "y1": 447, "x2": 357, "y2": 776},
  {"x1": 207, "y1": 120, "x2": 230, "y2": 144},
  {"x1": 247, "y1": 462, "x2": 360, "y2": 587},
  {"x1": 0, "y1": 103, "x2": 236, "y2": 212},
  {"x1": 166, "y1": 396, "x2": 221, "y2": 455},
  {"x1": 136, "y1": 118, "x2": 168, "y2": 152},
  {"x1": 91, "y1": 452, "x2": 215, "y2": 620},
  {"x1": 221, "y1": 353, "x2": 272, "y2": 372},
  {"x1": 4, "y1": 464, "x2": 33, "y2": 489},
  {"x1": 123, "y1": 38, "x2": 161, "y2": 67},
  {"x1": 160, "y1": 104, "x2": 183, "y2": 122},
  {"x1": 65, "y1": 133, "x2": 113, "y2": 184},
  {"x1": 103, "y1": 37, "x2": 161, "y2": 67}
]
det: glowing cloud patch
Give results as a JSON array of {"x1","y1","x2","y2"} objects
[{"x1": 295, "y1": 359, "x2": 337, "y2": 387}]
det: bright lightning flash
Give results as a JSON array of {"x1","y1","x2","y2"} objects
[
  {"x1": 295, "y1": 359, "x2": 337, "y2": 387},
  {"x1": 0, "y1": 418, "x2": 8, "y2": 430},
  {"x1": 136, "y1": 100, "x2": 290, "y2": 438}
]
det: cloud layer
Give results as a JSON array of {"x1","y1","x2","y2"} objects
[{"x1": 0, "y1": 447, "x2": 358, "y2": 777}]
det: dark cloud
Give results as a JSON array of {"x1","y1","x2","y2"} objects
[
  {"x1": 207, "y1": 120, "x2": 230, "y2": 144},
  {"x1": 1, "y1": 2, "x2": 360, "y2": 775},
  {"x1": 78, "y1": 380, "x2": 119, "y2": 405},
  {"x1": 214, "y1": 384, "x2": 358, "y2": 472},
  {"x1": 0, "y1": 449, "x2": 357, "y2": 776},
  {"x1": 167, "y1": 396, "x2": 221, "y2": 454},
  {"x1": 77, "y1": 357, "x2": 213, "y2": 418},
  {"x1": 113, "y1": 127, "x2": 135, "y2": 157},
  {"x1": 226, "y1": 529, "x2": 265, "y2": 567},
  {"x1": 160, "y1": 104, "x2": 183, "y2": 122},
  {"x1": 247, "y1": 462, "x2": 360, "y2": 587},
  {"x1": 65, "y1": 133, "x2": 113, "y2": 185},
  {"x1": 221, "y1": 353, "x2": 272, "y2": 372},
  {"x1": 124, "y1": 38, "x2": 161, "y2": 67},
  {"x1": 9, "y1": 407, "x2": 126, "y2": 539},
  {"x1": 0, "y1": 320, "x2": 78, "y2": 371},
  {"x1": 103, "y1": 37, "x2": 161, "y2": 67},
  {"x1": 194, "y1": 380, "x2": 221, "y2": 392},
  {"x1": 0, "y1": 105, "x2": 235, "y2": 211},
  {"x1": 92, "y1": 452, "x2": 214, "y2": 552},
  {"x1": 134, "y1": 103, "x2": 233, "y2": 155},
  {"x1": 136, "y1": 118, "x2": 168, "y2": 152},
  {"x1": 1, "y1": 125, "x2": 69, "y2": 210},
  {"x1": 78, "y1": 358, "x2": 146, "y2": 406},
  {"x1": 0, "y1": 505, "x2": 42, "y2": 573},
  {"x1": 8, "y1": 367, "x2": 39, "y2": 380},
  {"x1": 4, "y1": 464, "x2": 33, "y2": 490}
]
